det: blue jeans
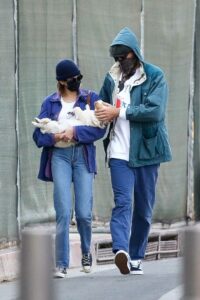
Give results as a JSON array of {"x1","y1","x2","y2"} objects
[
  {"x1": 51, "y1": 145, "x2": 94, "y2": 268},
  {"x1": 109, "y1": 159, "x2": 159, "y2": 260}
]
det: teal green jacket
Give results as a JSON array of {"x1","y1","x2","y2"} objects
[{"x1": 99, "y1": 27, "x2": 172, "y2": 167}]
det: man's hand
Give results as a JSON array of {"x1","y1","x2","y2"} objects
[{"x1": 95, "y1": 103, "x2": 120, "y2": 122}]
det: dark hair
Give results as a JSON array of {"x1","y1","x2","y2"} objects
[
  {"x1": 57, "y1": 81, "x2": 67, "y2": 96},
  {"x1": 134, "y1": 56, "x2": 141, "y2": 69}
]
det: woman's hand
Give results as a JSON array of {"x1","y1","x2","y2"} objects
[
  {"x1": 54, "y1": 133, "x2": 65, "y2": 143},
  {"x1": 60, "y1": 127, "x2": 74, "y2": 142},
  {"x1": 54, "y1": 127, "x2": 74, "y2": 143},
  {"x1": 95, "y1": 103, "x2": 120, "y2": 122}
]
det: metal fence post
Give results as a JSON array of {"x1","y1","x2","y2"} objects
[
  {"x1": 21, "y1": 229, "x2": 54, "y2": 300},
  {"x1": 183, "y1": 224, "x2": 200, "y2": 300}
]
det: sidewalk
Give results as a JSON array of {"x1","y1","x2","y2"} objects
[
  {"x1": 158, "y1": 285, "x2": 183, "y2": 300},
  {"x1": 0, "y1": 222, "x2": 184, "y2": 283},
  {"x1": 0, "y1": 228, "x2": 112, "y2": 283},
  {"x1": 0, "y1": 258, "x2": 183, "y2": 300}
]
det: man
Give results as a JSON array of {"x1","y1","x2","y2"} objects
[{"x1": 96, "y1": 27, "x2": 172, "y2": 275}]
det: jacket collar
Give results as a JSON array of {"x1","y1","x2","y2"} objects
[{"x1": 109, "y1": 62, "x2": 146, "y2": 86}]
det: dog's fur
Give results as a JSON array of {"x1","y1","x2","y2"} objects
[{"x1": 32, "y1": 100, "x2": 106, "y2": 147}]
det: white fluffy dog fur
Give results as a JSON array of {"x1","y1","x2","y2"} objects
[{"x1": 32, "y1": 100, "x2": 105, "y2": 148}]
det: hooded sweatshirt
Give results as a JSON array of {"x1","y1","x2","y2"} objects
[{"x1": 110, "y1": 27, "x2": 143, "y2": 62}]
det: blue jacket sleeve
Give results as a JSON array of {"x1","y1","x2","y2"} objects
[
  {"x1": 74, "y1": 126, "x2": 106, "y2": 144},
  {"x1": 32, "y1": 99, "x2": 55, "y2": 148},
  {"x1": 74, "y1": 91, "x2": 107, "y2": 143}
]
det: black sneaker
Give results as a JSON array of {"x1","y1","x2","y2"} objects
[
  {"x1": 54, "y1": 267, "x2": 67, "y2": 278},
  {"x1": 114, "y1": 250, "x2": 130, "y2": 275},
  {"x1": 130, "y1": 260, "x2": 143, "y2": 275},
  {"x1": 81, "y1": 253, "x2": 92, "y2": 273}
]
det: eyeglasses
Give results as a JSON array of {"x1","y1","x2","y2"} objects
[{"x1": 66, "y1": 74, "x2": 83, "y2": 83}]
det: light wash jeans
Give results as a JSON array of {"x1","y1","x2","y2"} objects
[
  {"x1": 109, "y1": 158, "x2": 159, "y2": 260},
  {"x1": 51, "y1": 145, "x2": 94, "y2": 268}
]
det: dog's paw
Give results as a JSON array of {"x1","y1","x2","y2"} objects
[
  {"x1": 34, "y1": 117, "x2": 51, "y2": 124},
  {"x1": 32, "y1": 121, "x2": 39, "y2": 126}
]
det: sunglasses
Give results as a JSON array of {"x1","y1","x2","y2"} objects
[
  {"x1": 66, "y1": 74, "x2": 83, "y2": 83},
  {"x1": 114, "y1": 55, "x2": 128, "y2": 62}
]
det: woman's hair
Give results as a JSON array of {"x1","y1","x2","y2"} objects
[{"x1": 57, "y1": 81, "x2": 67, "y2": 96}]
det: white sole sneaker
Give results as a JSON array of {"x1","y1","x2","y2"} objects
[
  {"x1": 130, "y1": 260, "x2": 143, "y2": 275},
  {"x1": 81, "y1": 266, "x2": 91, "y2": 273},
  {"x1": 130, "y1": 269, "x2": 143, "y2": 275},
  {"x1": 114, "y1": 250, "x2": 130, "y2": 275},
  {"x1": 54, "y1": 269, "x2": 67, "y2": 278},
  {"x1": 54, "y1": 273, "x2": 67, "y2": 278}
]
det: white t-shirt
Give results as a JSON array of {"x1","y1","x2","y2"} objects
[
  {"x1": 58, "y1": 97, "x2": 80, "y2": 126},
  {"x1": 108, "y1": 68, "x2": 141, "y2": 161}
]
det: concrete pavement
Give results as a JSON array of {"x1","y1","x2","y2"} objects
[
  {"x1": 159, "y1": 285, "x2": 183, "y2": 300},
  {"x1": 0, "y1": 258, "x2": 183, "y2": 300},
  {"x1": 0, "y1": 223, "x2": 183, "y2": 283}
]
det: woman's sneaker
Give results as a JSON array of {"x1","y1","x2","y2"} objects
[
  {"x1": 130, "y1": 260, "x2": 143, "y2": 275},
  {"x1": 114, "y1": 250, "x2": 130, "y2": 275},
  {"x1": 81, "y1": 253, "x2": 92, "y2": 273},
  {"x1": 54, "y1": 267, "x2": 67, "y2": 278}
]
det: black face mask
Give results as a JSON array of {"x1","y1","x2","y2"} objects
[
  {"x1": 119, "y1": 57, "x2": 138, "y2": 78},
  {"x1": 67, "y1": 80, "x2": 81, "y2": 92}
]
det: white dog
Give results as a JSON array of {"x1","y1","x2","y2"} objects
[{"x1": 32, "y1": 100, "x2": 106, "y2": 147}]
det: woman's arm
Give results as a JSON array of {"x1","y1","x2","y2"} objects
[{"x1": 32, "y1": 99, "x2": 56, "y2": 148}]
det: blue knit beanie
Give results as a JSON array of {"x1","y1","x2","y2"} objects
[{"x1": 56, "y1": 59, "x2": 80, "y2": 81}]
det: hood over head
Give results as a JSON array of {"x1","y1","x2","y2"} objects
[{"x1": 110, "y1": 27, "x2": 143, "y2": 62}]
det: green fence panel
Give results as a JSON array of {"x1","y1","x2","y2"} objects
[
  {"x1": 0, "y1": 1, "x2": 18, "y2": 243},
  {"x1": 0, "y1": 1, "x2": 198, "y2": 243},
  {"x1": 18, "y1": 0, "x2": 73, "y2": 226},
  {"x1": 143, "y1": 0, "x2": 196, "y2": 222}
]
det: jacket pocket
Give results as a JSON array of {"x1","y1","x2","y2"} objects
[{"x1": 139, "y1": 133, "x2": 163, "y2": 160}]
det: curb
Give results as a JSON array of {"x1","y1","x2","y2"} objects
[
  {"x1": 0, "y1": 247, "x2": 20, "y2": 282},
  {"x1": 0, "y1": 233, "x2": 111, "y2": 283}
]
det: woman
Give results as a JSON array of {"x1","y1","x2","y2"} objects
[{"x1": 33, "y1": 59, "x2": 106, "y2": 278}]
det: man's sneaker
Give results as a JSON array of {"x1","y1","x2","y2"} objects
[
  {"x1": 54, "y1": 267, "x2": 67, "y2": 278},
  {"x1": 114, "y1": 250, "x2": 130, "y2": 275},
  {"x1": 130, "y1": 260, "x2": 143, "y2": 275},
  {"x1": 81, "y1": 253, "x2": 92, "y2": 273}
]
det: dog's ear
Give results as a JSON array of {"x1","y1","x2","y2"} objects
[{"x1": 73, "y1": 107, "x2": 82, "y2": 119}]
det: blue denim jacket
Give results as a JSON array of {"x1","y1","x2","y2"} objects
[{"x1": 33, "y1": 89, "x2": 106, "y2": 181}]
